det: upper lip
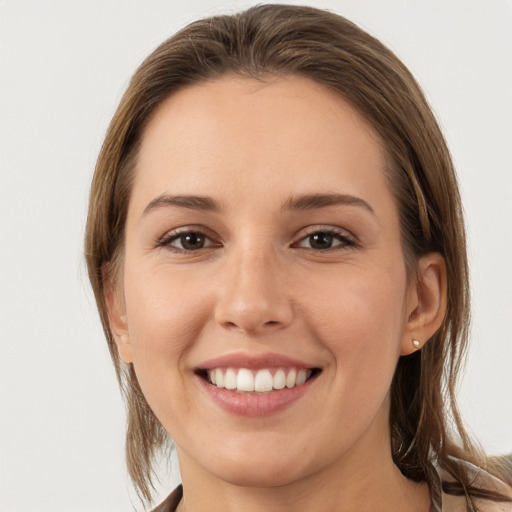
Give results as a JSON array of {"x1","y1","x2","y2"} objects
[{"x1": 198, "y1": 352, "x2": 318, "y2": 370}]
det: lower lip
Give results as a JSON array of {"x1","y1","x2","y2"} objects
[{"x1": 197, "y1": 374, "x2": 317, "y2": 417}]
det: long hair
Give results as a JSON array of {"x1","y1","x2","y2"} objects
[{"x1": 85, "y1": 4, "x2": 511, "y2": 507}]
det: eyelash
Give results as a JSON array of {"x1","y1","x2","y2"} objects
[
  {"x1": 156, "y1": 226, "x2": 357, "y2": 253},
  {"x1": 292, "y1": 227, "x2": 357, "y2": 251},
  {"x1": 156, "y1": 227, "x2": 220, "y2": 253}
]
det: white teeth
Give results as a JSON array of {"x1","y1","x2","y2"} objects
[
  {"x1": 237, "y1": 368, "x2": 255, "y2": 392},
  {"x1": 224, "y1": 368, "x2": 237, "y2": 390},
  {"x1": 215, "y1": 368, "x2": 224, "y2": 387},
  {"x1": 254, "y1": 369, "x2": 273, "y2": 392},
  {"x1": 206, "y1": 367, "x2": 314, "y2": 392},
  {"x1": 273, "y1": 369, "x2": 286, "y2": 390},
  {"x1": 296, "y1": 369, "x2": 307, "y2": 386},
  {"x1": 285, "y1": 369, "x2": 297, "y2": 388}
]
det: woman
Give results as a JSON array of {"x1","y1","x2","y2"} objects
[{"x1": 85, "y1": 5, "x2": 512, "y2": 511}]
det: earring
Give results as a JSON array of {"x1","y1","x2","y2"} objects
[{"x1": 412, "y1": 339, "x2": 421, "y2": 348}]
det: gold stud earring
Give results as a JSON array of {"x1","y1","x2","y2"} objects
[{"x1": 412, "y1": 339, "x2": 420, "y2": 348}]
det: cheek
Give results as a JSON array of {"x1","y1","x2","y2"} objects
[
  {"x1": 302, "y1": 258, "x2": 407, "y2": 380},
  {"x1": 121, "y1": 261, "x2": 218, "y2": 427},
  {"x1": 122, "y1": 261, "x2": 212, "y2": 377}
]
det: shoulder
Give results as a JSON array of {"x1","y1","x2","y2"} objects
[
  {"x1": 437, "y1": 458, "x2": 512, "y2": 512},
  {"x1": 442, "y1": 494, "x2": 512, "y2": 512}
]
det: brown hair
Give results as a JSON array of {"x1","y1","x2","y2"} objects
[{"x1": 85, "y1": 4, "x2": 511, "y2": 508}]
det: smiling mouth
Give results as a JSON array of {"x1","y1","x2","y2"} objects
[{"x1": 196, "y1": 367, "x2": 322, "y2": 393}]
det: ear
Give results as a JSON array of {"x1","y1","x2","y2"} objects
[
  {"x1": 104, "y1": 278, "x2": 134, "y2": 364},
  {"x1": 400, "y1": 253, "x2": 447, "y2": 356}
]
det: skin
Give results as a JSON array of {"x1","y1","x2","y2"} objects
[{"x1": 108, "y1": 75, "x2": 447, "y2": 512}]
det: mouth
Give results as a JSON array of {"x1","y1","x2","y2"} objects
[
  {"x1": 196, "y1": 367, "x2": 322, "y2": 394},
  {"x1": 195, "y1": 353, "x2": 323, "y2": 416}
]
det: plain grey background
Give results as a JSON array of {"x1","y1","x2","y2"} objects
[{"x1": 1, "y1": 1, "x2": 511, "y2": 511}]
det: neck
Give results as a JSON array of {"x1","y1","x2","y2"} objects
[{"x1": 178, "y1": 460, "x2": 428, "y2": 512}]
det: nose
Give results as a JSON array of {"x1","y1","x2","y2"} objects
[{"x1": 214, "y1": 244, "x2": 293, "y2": 335}]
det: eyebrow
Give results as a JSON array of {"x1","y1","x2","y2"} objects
[
  {"x1": 282, "y1": 193, "x2": 375, "y2": 215},
  {"x1": 143, "y1": 194, "x2": 222, "y2": 215},
  {"x1": 142, "y1": 192, "x2": 375, "y2": 216}
]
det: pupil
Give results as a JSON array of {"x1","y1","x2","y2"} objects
[
  {"x1": 310, "y1": 233, "x2": 333, "y2": 249},
  {"x1": 181, "y1": 233, "x2": 204, "y2": 250}
]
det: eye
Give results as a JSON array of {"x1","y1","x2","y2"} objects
[
  {"x1": 295, "y1": 229, "x2": 356, "y2": 251},
  {"x1": 157, "y1": 229, "x2": 219, "y2": 252}
]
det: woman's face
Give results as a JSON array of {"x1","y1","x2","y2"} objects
[{"x1": 112, "y1": 75, "x2": 422, "y2": 487}]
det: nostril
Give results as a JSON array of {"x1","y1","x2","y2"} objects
[{"x1": 214, "y1": 290, "x2": 293, "y2": 334}]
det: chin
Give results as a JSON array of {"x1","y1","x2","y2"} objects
[
  {"x1": 214, "y1": 461, "x2": 306, "y2": 488},
  {"x1": 197, "y1": 441, "x2": 318, "y2": 488}
]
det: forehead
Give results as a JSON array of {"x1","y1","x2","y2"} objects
[{"x1": 131, "y1": 75, "x2": 391, "y2": 214}]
